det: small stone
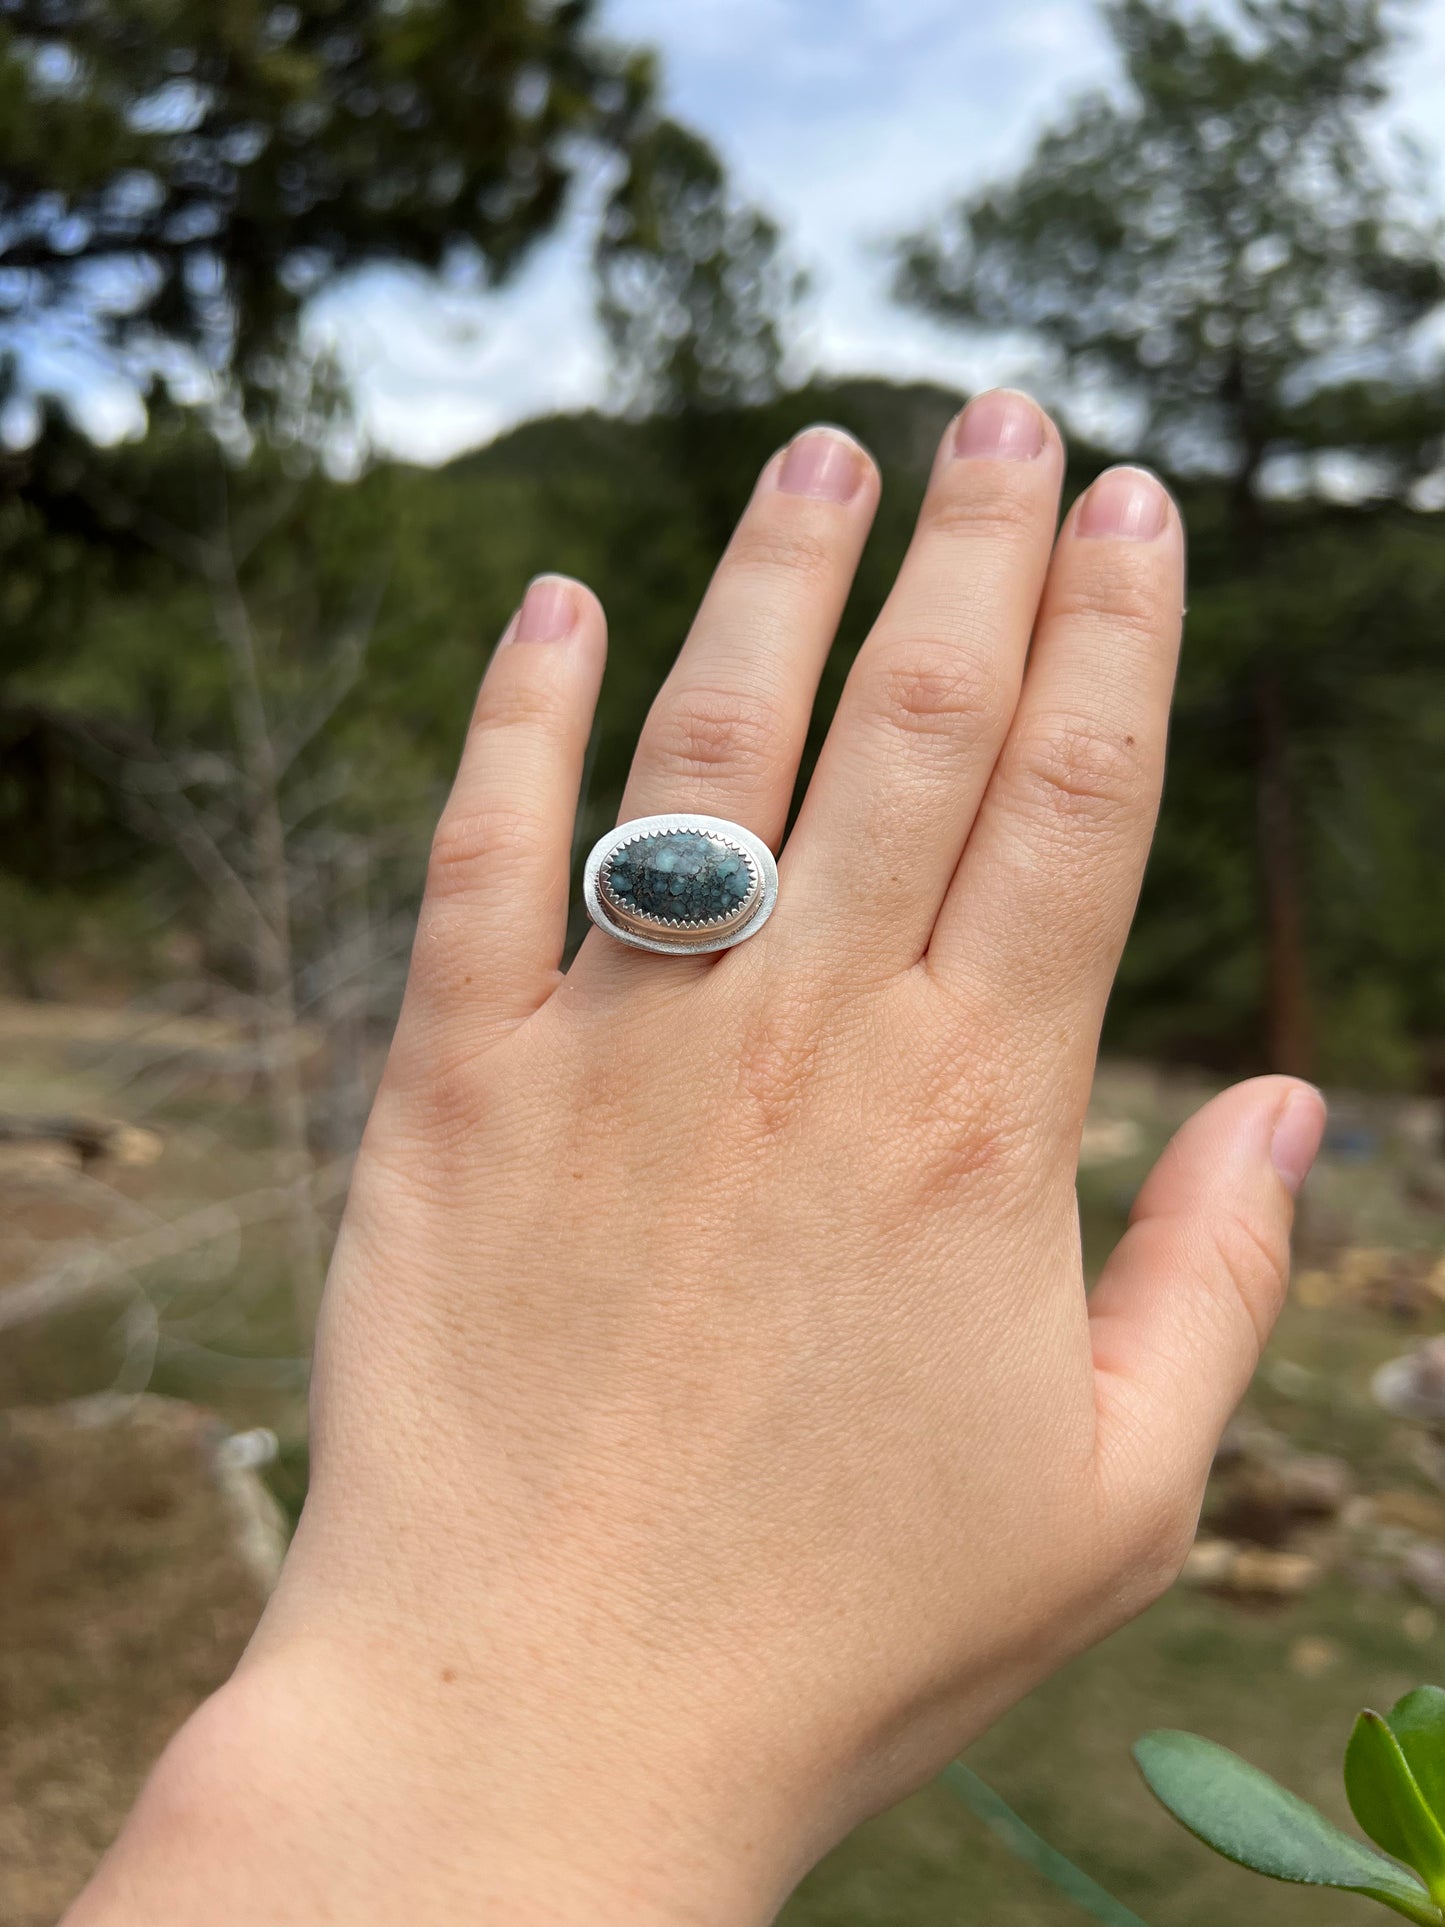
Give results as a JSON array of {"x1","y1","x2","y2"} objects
[
  {"x1": 1289, "y1": 1635, "x2": 1342, "y2": 1678},
  {"x1": 1374, "y1": 1337, "x2": 1445, "y2": 1423},
  {"x1": 1403, "y1": 1541, "x2": 1445, "y2": 1605},
  {"x1": 605, "y1": 831, "x2": 755, "y2": 926},
  {"x1": 1405, "y1": 1606, "x2": 1437, "y2": 1644}
]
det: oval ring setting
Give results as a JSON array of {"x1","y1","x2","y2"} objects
[{"x1": 582, "y1": 813, "x2": 779, "y2": 955}]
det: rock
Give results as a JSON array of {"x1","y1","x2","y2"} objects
[
  {"x1": 1272, "y1": 1453, "x2": 1353, "y2": 1516},
  {"x1": 1293, "y1": 1267, "x2": 1338, "y2": 1310},
  {"x1": 1264, "y1": 1358, "x2": 1315, "y2": 1399},
  {"x1": 1289, "y1": 1635, "x2": 1342, "y2": 1677},
  {"x1": 1370, "y1": 1489, "x2": 1445, "y2": 1538},
  {"x1": 1228, "y1": 1547, "x2": 1320, "y2": 1597},
  {"x1": 1373, "y1": 1336, "x2": 1445, "y2": 1424},
  {"x1": 1402, "y1": 1541, "x2": 1445, "y2": 1606},
  {"x1": 0, "y1": 1113, "x2": 163, "y2": 1177},
  {"x1": 1180, "y1": 1536, "x2": 1320, "y2": 1597},
  {"x1": 1213, "y1": 1417, "x2": 1284, "y2": 1469},
  {"x1": 1181, "y1": 1536, "x2": 1237, "y2": 1586},
  {"x1": 1207, "y1": 1437, "x2": 1352, "y2": 1547}
]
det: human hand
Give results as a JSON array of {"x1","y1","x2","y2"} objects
[{"x1": 71, "y1": 391, "x2": 1324, "y2": 1926}]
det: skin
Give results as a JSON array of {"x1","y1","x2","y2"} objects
[{"x1": 67, "y1": 390, "x2": 1325, "y2": 1927}]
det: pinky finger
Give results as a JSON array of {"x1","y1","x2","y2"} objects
[{"x1": 406, "y1": 575, "x2": 606, "y2": 1031}]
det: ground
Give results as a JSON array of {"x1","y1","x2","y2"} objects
[{"x1": 2, "y1": 997, "x2": 1444, "y2": 1927}]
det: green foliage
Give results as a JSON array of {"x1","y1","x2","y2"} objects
[
  {"x1": 595, "y1": 116, "x2": 806, "y2": 416},
  {"x1": 896, "y1": 0, "x2": 1445, "y2": 481},
  {"x1": 1135, "y1": 1691, "x2": 1445, "y2": 1921},
  {"x1": 0, "y1": 0, "x2": 657, "y2": 424},
  {"x1": 1346, "y1": 1713, "x2": 1445, "y2": 1897},
  {"x1": 4, "y1": 374, "x2": 1444, "y2": 1084},
  {"x1": 893, "y1": 0, "x2": 1445, "y2": 1077},
  {"x1": 942, "y1": 1763, "x2": 1152, "y2": 1927},
  {"x1": 1387, "y1": 1691, "x2": 1445, "y2": 1822}
]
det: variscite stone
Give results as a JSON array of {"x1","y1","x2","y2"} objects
[{"x1": 604, "y1": 830, "x2": 755, "y2": 926}]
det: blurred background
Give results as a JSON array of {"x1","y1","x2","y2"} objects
[{"x1": 2, "y1": 1, "x2": 1445, "y2": 1921}]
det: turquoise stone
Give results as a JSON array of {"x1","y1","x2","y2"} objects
[{"x1": 605, "y1": 830, "x2": 754, "y2": 925}]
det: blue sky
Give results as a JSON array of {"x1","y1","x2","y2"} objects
[
  {"x1": 37, "y1": 0, "x2": 1445, "y2": 465},
  {"x1": 310, "y1": 0, "x2": 1125, "y2": 461}
]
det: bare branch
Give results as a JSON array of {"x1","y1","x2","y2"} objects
[{"x1": 0, "y1": 1161, "x2": 351, "y2": 1335}]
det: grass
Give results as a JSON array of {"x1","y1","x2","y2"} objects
[
  {"x1": 787, "y1": 1574, "x2": 1440, "y2": 1926},
  {"x1": 4, "y1": 1003, "x2": 1445, "y2": 1925}
]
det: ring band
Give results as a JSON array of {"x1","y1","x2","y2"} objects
[{"x1": 583, "y1": 814, "x2": 779, "y2": 955}]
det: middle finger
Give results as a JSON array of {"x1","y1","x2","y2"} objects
[{"x1": 781, "y1": 389, "x2": 1064, "y2": 977}]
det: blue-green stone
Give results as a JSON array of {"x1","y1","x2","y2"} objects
[{"x1": 605, "y1": 831, "x2": 755, "y2": 925}]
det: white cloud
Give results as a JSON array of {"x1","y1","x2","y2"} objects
[
  {"x1": 306, "y1": 232, "x2": 611, "y2": 464},
  {"x1": 339, "y1": 0, "x2": 1112, "y2": 462},
  {"x1": 250, "y1": 0, "x2": 1445, "y2": 461},
  {"x1": 18, "y1": 0, "x2": 1445, "y2": 464}
]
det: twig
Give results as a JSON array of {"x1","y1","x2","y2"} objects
[{"x1": 0, "y1": 1161, "x2": 350, "y2": 1334}]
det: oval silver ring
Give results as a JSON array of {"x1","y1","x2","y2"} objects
[{"x1": 583, "y1": 813, "x2": 779, "y2": 956}]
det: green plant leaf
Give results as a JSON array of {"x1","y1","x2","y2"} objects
[
  {"x1": 1347, "y1": 1712, "x2": 1445, "y2": 1900},
  {"x1": 1134, "y1": 1730, "x2": 1440, "y2": 1924},
  {"x1": 1388, "y1": 1689, "x2": 1445, "y2": 1825},
  {"x1": 943, "y1": 1763, "x2": 1153, "y2": 1927}
]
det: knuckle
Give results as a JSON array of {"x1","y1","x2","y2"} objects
[
  {"x1": 425, "y1": 804, "x2": 547, "y2": 899},
  {"x1": 906, "y1": 1114, "x2": 1021, "y2": 1213},
  {"x1": 642, "y1": 683, "x2": 783, "y2": 784},
  {"x1": 862, "y1": 643, "x2": 1004, "y2": 746},
  {"x1": 369, "y1": 1043, "x2": 491, "y2": 1163},
  {"x1": 1208, "y1": 1205, "x2": 1289, "y2": 1356},
  {"x1": 1048, "y1": 570, "x2": 1169, "y2": 648},
  {"x1": 470, "y1": 676, "x2": 564, "y2": 738},
  {"x1": 905, "y1": 1042, "x2": 1022, "y2": 1189},
  {"x1": 1012, "y1": 715, "x2": 1151, "y2": 826},
  {"x1": 725, "y1": 512, "x2": 840, "y2": 587},
  {"x1": 924, "y1": 471, "x2": 1045, "y2": 544},
  {"x1": 733, "y1": 990, "x2": 826, "y2": 1144}
]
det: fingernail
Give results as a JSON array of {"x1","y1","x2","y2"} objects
[
  {"x1": 1077, "y1": 466, "x2": 1170, "y2": 540},
  {"x1": 512, "y1": 575, "x2": 577, "y2": 644},
  {"x1": 777, "y1": 426, "x2": 868, "y2": 502},
  {"x1": 1270, "y1": 1086, "x2": 1327, "y2": 1195},
  {"x1": 952, "y1": 389, "x2": 1047, "y2": 461}
]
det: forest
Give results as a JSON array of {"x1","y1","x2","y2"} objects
[{"x1": 1, "y1": 0, "x2": 1443, "y2": 1092}]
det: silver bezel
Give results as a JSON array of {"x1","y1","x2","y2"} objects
[{"x1": 582, "y1": 814, "x2": 779, "y2": 956}]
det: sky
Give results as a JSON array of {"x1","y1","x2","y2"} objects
[
  {"x1": 305, "y1": 1, "x2": 1130, "y2": 461},
  {"x1": 25, "y1": 0, "x2": 1445, "y2": 466}
]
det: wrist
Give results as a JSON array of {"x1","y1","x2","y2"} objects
[{"x1": 67, "y1": 1617, "x2": 799, "y2": 1927}]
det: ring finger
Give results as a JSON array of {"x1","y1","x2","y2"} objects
[{"x1": 612, "y1": 425, "x2": 878, "y2": 848}]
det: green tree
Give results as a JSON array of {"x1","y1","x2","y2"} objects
[
  {"x1": 0, "y1": 0, "x2": 654, "y2": 429},
  {"x1": 895, "y1": 0, "x2": 1445, "y2": 1076},
  {"x1": 595, "y1": 117, "x2": 805, "y2": 417}
]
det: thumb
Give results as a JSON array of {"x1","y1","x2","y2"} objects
[{"x1": 1090, "y1": 1075, "x2": 1326, "y2": 1506}]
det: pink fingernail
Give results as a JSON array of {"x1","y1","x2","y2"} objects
[
  {"x1": 513, "y1": 575, "x2": 577, "y2": 644},
  {"x1": 952, "y1": 389, "x2": 1047, "y2": 461},
  {"x1": 1077, "y1": 466, "x2": 1170, "y2": 540},
  {"x1": 777, "y1": 427, "x2": 868, "y2": 503},
  {"x1": 1270, "y1": 1087, "x2": 1327, "y2": 1195}
]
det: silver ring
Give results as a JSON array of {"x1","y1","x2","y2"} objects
[{"x1": 583, "y1": 813, "x2": 779, "y2": 955}]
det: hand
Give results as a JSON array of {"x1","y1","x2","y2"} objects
[{"x1": 70, "y1": 391, "x2": 1324, "y2": 1926}]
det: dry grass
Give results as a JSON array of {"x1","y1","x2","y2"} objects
[{"x1": 0, "y1": 1400, "x2": 271, "y2": 1927}]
